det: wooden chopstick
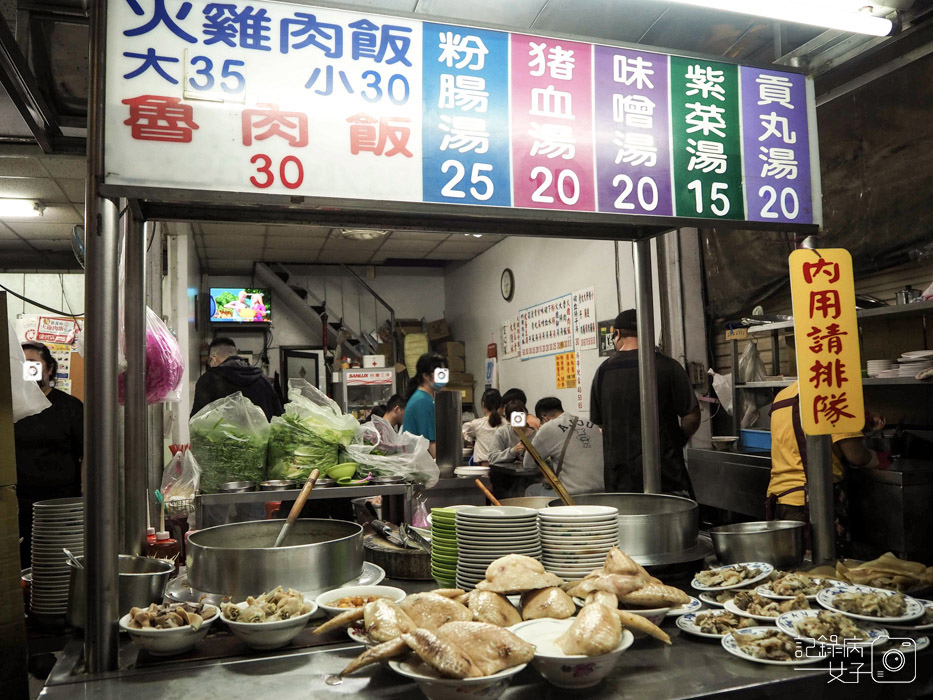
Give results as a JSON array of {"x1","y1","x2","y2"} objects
[
  {"x1": 475, "y1": 479, "x2": 502, "y2": 506},
  {"x1": 513, "y1": 427, "x2": 575, "y2": 506}
]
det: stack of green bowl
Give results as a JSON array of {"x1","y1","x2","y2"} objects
[{"x1": 430, "y1": 508, "x2": 458, "y2": 587}]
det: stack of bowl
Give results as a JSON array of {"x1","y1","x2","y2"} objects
[
  {"x1": 30, "y1": 497, "x2": 84, "y2": 621},
  {"x1": 539, "y1": 505, "x2": 619, "y2": 579},
  {"x1": 455, "y1": 506, "x2": 540, "y2": 590},
  {"x1": 430, "y1": 508, "x2": 459, "y2": 587}
]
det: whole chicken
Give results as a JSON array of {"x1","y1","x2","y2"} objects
[
  {"x1": 399, "y1": 592, "x2": 473, "y2": 630},
  {"x1": 468, "y1": 590, "x2": 522, "y2": 627},
  {"x1": 555, "y1": 602, "x2": 622, "y2": 656},
  {"x1": 437, "y1": 621, "x2": 535, "y2": 675},
  {"x1": 521, "y1": 586, "x2": 576, "y2": 620},
  {"x1": 475, "y1": 554, "x2": 563, "y2": 594}
]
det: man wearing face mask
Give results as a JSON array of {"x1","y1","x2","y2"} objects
[
  {"x1": 590, "y1": 309, "x2": 701, "y2": 497},
  {"x1": 190, "y1": 337, "x2": 283, "y2": 420},
  {"x1": 15, "y1": 342, "x2": 84, "y2": 566}
]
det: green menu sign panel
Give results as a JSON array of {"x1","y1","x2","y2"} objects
[{"x1": 670, "y1": 57, "x2": 745, "y2": 221}]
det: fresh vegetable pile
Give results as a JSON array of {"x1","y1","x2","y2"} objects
[{"x1": 189, "y1": 393, "x2": 270, "y2": 492}]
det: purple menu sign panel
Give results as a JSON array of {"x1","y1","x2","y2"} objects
[
  {"x1": 594, "y1": 46, "x2": 673, "y2": 216},
  {"x1": 740, "y1": 67, "x2": 812, "y2": 224}
]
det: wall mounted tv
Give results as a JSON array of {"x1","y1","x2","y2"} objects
[{"x1": 209, "y1": 288, "x2": 271, "y2": 324}]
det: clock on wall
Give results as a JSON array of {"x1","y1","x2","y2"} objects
[{"x1": 500, "y1": 268, "x2": 514, "y2": 302}]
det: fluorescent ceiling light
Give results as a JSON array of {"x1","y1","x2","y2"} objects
[
  {"x1": 0, "y1": 199, "x2": 44, "y2": 217},
  {"x1": 338, "y1": 228, "x2": 389, "y2": 241},
  {"x1": 663, "y1": 1, "x2": 894, "y2": 36}
]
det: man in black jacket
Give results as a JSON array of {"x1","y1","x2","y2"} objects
[{"x1": 190, "y1": 338, "x2": 283, "y2": 420}]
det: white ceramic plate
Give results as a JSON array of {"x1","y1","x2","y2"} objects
[
  {"x1": 722, "y1": 627, "x2": 827, "y2": 665},
  {"x1": 698, "y1": 590, "x2": 751, "y2": 607},
  {"x1": 723, "y1": 598, "x2": 785, "y2": 622},
  {"x1": 538, "y1": 505, "x2": 618, "y2": 518},
  {"x1": 816, "y1": 585, "x2": 926, "y2": 624},
  {"x1": 884, "y1": 600, "x2": 933, "y2": 631},
  {"x1": 457, "y1": 506, "x2": 539, "y2": 518},
  {"x1": 676, "y1": 611, "x2": 758, "y2": 639},
  {"x1": 315, "y1": 585, "x2": 406, "y2": 616},
  {"x1": 776, "y1": 609, "x2": 888, "y2": 648},
  {"x1": 691, "y1": 563, "x2": 774, "y2": 591},
  {"x1": 756, "y1": 578, "x2": 831, "y2": 601},
  {"x1": 666, "y1": 596, "x2": 703, "y2": 617}
]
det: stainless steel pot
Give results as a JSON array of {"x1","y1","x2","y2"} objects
[
  {"x1": 710, "y1": 521, "x2": 805, "y2": 568},
  {"x1": 186, "y1": 519, "x2": 363, "y2": 598},
  {"x1": 549, "y1": 493, "x2": 699, "y2": 556},
  {"x1": 66, "y1": 555, "x2": 173, "y2": 628}
]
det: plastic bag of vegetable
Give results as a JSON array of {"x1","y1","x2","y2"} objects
[
  {"x1": 342, "y1": 430, "x2": 440, "y2": 489},
  {"x1": 266, "y1": 381, "x2": 359, "y2": 482},
  {"x1": 118, "y1": 307, "x2": 184, "y2": 405},
  {"x1": 189, "y1": 392, "x2": 270, "y2": 493}
]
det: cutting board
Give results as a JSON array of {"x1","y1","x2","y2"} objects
[{"x1": 363, "y1": 530, "x2": 432, "y2": 580}]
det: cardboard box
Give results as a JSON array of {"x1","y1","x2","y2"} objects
[
  {"x1": 446, "y1": 356, "x2": 465, "y2": 372},
  {"x1": 436, "y1": 341, "x2": 465, "y2": 357},
  {"x1": 427, "y1": 318, "x2": 451, "y2": 342},
  {"x1": 395, "y1": 318, "x2": 423, "y2": 336},
  {"x1": 451, "y1": 371, "x2": 473, "y2": 385},
  {"x1": 447, "y1": 385, "x2": 474, "y2": 405}
]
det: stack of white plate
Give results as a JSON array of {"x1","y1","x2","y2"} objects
[
  {"x1": 455, "y1": 506, "x2": 540, "y2": 590},
  {"x1": 866, "y1": 359, "x2": 892, "y2": 377},
  {"x1": 897, "y1": 350, "x2": 933, "y2": 377},
  {"x1": 538, "y1": 505, "x2": 619, "y2": 580},
  {"x1": 454, "y1": 466, "x2": 490, "y2": 478},
  {"x1": 30, "y1": 497, "x2": 84, "y2": 619}
]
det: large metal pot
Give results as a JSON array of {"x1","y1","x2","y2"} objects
[
  {"x1": 186, "y1": 519, "x2": 363, "y2": 598},
  {"x1": 549, "y1": 493, "x2": 698, "y2": 556},
  {"x1": 710, "y1": 521, "x2": 805, "y2": 568},
  {"x1": 66, "y1": 555, "x2": 173, "y2": 628}
]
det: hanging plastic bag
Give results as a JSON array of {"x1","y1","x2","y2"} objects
[
  {"x1": 267, "y1": 380, "x2": 359, "y2": 482},
  {"x1": 189, "y1": 392, "x2": 270, "y2": 493},
  {"x1": 709, "y1": 369, "x2": 734, "y2": 417},
  {"x1": 737, "y1": 340, "x2": 770, "y2": 427},
  {"x1": 342, "y1": 433, "x2": 440, "y2": 489},
  {"x1": 9, "y1": 319, "x2": 51, "y2": 422},
  {"x1": 118, "y1": 307, "x2": 185, "y2": 405},
  {"x1": 160, "y1": 447, "x2": 201, "y2": 513}
]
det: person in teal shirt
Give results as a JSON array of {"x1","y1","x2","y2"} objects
[{"x1": 402, "y1": 352, "x2": 448, "y2": 458}]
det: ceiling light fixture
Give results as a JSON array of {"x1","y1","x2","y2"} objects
[
  {"x1": 662, "y1": 0, "x2": 893, "y2": 36},
  {"x1": 338, "y1": 228, "x2": 389, "y2": 241},
  {"x1": 463, "y1": 233, "x2": 483, "y2": 238},
  {"x1": 0, "y1": 199, "x2": 44, "y2": 217}
]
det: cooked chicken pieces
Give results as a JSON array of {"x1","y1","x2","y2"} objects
[
  {"x1": 313, "y1": 599, "x2": 415, "y2": 642},
  {"x1": 401, "y1": 629, "x2": 480, "y2": 678},
  {"x1": 399, "y1": 592, "x2": 473, "y2": 630},
  {"x1": 476, "y1": 554, "x2": 564, "y2": 594},
  {"x1": 555, "y1": 602, "x2": 622, "y2": 656},
  {"x1": 619, "y1": 583, "x2": 691, "y2": 608},
  {"x1": 339, "y1": 636, "x2": 408, "y2": 675},
  {"x1": 468, "y1": 590, "x2": 522, "y2": 627},
  {"x1": 437, "y1": 621, "x2": 535, "y2": 675},
  {"x1": 521, "y1": 587, "x2": 576, "y2": 620},
  {"x1": 616, "y1": 609, "x2": 671, "y2": 644},
  {"x1": 566, "y1": 573, "x2": 646, "y2": 600},
  {"x1": 584, "y1": 590, "x2": 619, "y2": 610}
]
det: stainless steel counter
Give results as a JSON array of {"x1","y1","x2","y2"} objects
[
  {"x1": 40, "y1": 577, "x2": 933, "y2": 699},
  {"x1": 686, "y1": 448, "x2": 771, "y2": 518}
]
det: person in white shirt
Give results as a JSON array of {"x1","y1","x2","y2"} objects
[
  {"x1": 523, "y1": 397, "x2": 604, "y2": 495},
  {"x1": 488, "y1": 399, "x2": 536, "y2": 465},
  {"x1": 462, "y1": 389, "x2": 503, "y2": 465}
]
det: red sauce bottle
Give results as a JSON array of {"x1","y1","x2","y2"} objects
[{"x1": 147, "y1": 531, "x2": 181, "y2": 576}]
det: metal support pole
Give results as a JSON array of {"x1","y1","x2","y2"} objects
[
  {"x1": 123, "y1": 205, "x2": 147, "y2": 555},
  {"x1": 800, "y1": 235, "x2": 835, "y2": 566},
  {"x1": 85, "y1": 0, "x2": 119, "y2": 673},
  {"x1": 634, "y1": 238, "x2": 662, "y2": 494},
  {"x1": 146, "y1": 223, "x2": 164, "y2": 501}
]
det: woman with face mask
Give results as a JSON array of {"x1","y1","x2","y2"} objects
[
  {"x1": 401, "y1": 352, "x2": 448, "y2": 459},
  {"x1": 15, "y1": 342, "x2": 84, "y2": 567}
]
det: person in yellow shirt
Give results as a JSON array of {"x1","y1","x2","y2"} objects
[{"x1": 766, "y1": 381, "x2": 884, "y2": 553}]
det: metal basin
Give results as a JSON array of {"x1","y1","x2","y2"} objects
[
  {"x1": 186, "y1": 519, "x2": 363, "y2": 598},
  {"x1": 66, "y1": 555, "x2": 173, "y2": 628},
  {"x1": 549, "y1": 493, "x2": 698, "y2": 556},
  {"x1": 710, "y1": 521, "x2": 805, "y2": 568}
]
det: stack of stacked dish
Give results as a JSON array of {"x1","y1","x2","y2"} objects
[
  {"x1": 455, "y1": 506, "x2": 540, "y2": 590},
  {"x1": 430, "y1": 507, "x2": 459, "y2": 587},
  {"x1": 866, "y1": 359, "x2": 892, "y2": 377},
  {"x1": 538, "y1": 505, "x2": 619, "y2": 579},
  {"x1": 898, "y1": 350, "x2": 933, "y2": 377},
  {"x1": 453, "y1": 465, "x2": 490, "y2": 478},
  {"x1": 30, "y1": 497, "x2": 84, "y2": 620}
]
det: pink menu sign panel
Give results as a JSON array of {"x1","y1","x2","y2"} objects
[{"x1": 510, "y1": 34, "x2": 595, "y2": 211}]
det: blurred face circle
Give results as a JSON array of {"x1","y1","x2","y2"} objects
[{"x1": 24, "y1": 348, "x2": 51, "y2": 385}]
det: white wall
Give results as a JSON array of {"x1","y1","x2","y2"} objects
[
  {"x1": 0, "y1": 271, "x2": 84, "y2": 316},
  {"x1": 444, "y1": 236, "x2": 662, "y2": 420}
]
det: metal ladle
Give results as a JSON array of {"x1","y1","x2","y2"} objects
[
  {"x1": 273, "y1": 468, "x2": 320, "y2": 547},
  {"x1": 63, "y1": 547, "x2": 83, "y2": 569}
]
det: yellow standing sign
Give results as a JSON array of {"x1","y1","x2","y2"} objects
[{"x1": 789, "y1": 248, "x2": 864, "y2": 434}]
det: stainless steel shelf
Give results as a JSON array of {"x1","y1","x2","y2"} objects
[
  {"x1": 745, "y1": 299, "x2": 933, "y2": 335},
  {"x1": 198, "y1": 484, "x2": 408, "y2": 505},
  {"x1": 737, "y1": 377, "x2": 931, "y2": 389}
]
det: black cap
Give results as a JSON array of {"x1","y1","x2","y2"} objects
[{"x1": 613, "y1": 309, "x2": 637, "y2": 334}]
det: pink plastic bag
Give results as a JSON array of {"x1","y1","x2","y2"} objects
[{"x1": 118, "y1": 307, "x2": 184, "y2": 404}]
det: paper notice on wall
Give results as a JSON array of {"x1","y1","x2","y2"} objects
[
  {"x1": 501, "y1": 317, "x2": 522, "y2": 360},
  {"x1": 573, "y1": 350, "x2": 585, "y2": 411},
  {"x1": 572, "y1": 287, "x2": 598, "y2": 351},
  {"x1": 520, "y1": 294, "x2": 573, "y2": 361},
  {"x1": 555, "y1": 352, "x2": 577, "y2": 389}
]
